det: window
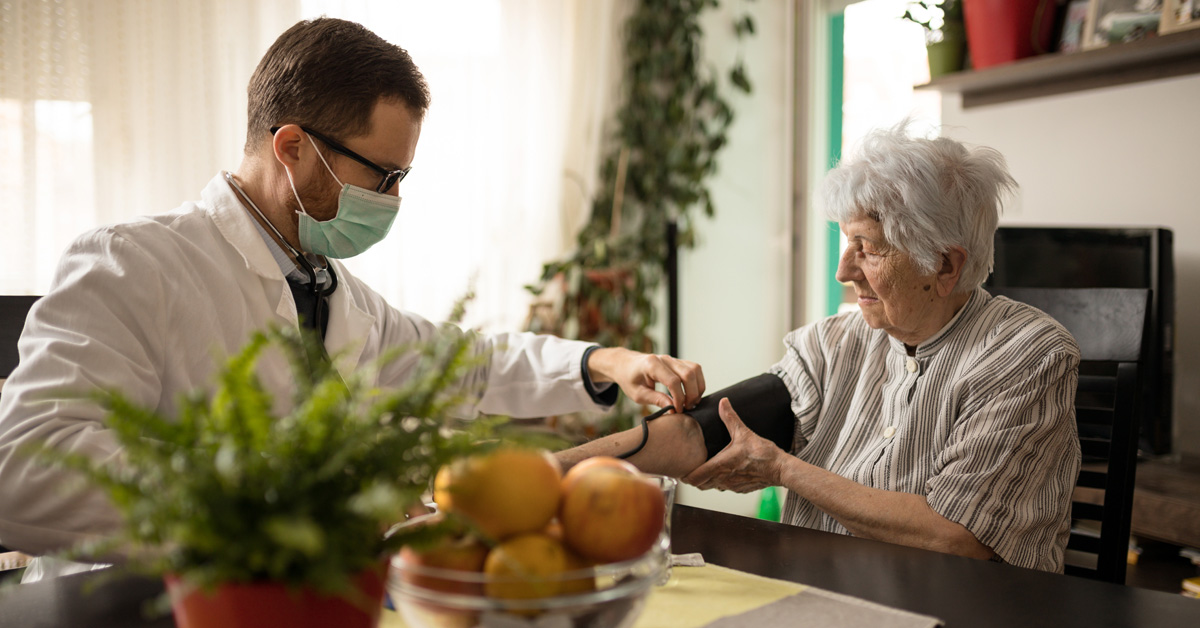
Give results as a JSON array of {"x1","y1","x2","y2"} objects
[
  {"x1": 302, "y1": 0, "x2": 580, "y2": 331},
  {"x1": 819, "y1": 0, "x2": 941, "y2": 316},
  {"x1": 843, "y1": 0, "x2": 940, "y2": 149},
  {"x1": 3, "y1": 0, "x2": 583, "y2": 334}
]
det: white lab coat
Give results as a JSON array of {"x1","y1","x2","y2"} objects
[{"x1": 0, "y1": 173, "x2": 607, "y2": 560}]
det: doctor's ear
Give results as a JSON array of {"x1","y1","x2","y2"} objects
[{"x1": 271, "y1": 124, "x2": 307, "y2": 169}]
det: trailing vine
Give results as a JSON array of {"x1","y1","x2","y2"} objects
[{"x1": 527, "y1": 0, "x2": 756, "y2": 433}]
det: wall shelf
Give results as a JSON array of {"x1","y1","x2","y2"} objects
[{"x1": 915, "y1": 28, "x2": 1200, "y2": 108}]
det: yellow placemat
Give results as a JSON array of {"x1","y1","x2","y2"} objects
[
  {"x1": 634, "y1": 564, "x2": 805, "y2": 628},
  {"x1": 380, "y1": 564, "x2": 803, "y2": 628}
]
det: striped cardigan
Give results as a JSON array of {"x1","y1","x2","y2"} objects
[{"x1": 772, "y1": 288, "x2": 1081, "y2": 572}]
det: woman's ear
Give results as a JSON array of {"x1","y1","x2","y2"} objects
[{"x1": 935, "y1": 246, "x2": 967, "y2": 297}]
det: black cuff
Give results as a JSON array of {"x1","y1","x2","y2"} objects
[
  {"x1": 687, "y1": 373, "x2": 795, "y2": 459},
  {"x1": 580, "y1": 345, "x2": 619, "y2": 407}
]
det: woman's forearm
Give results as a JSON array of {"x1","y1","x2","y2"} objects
[
  {"x1": 778, "y1": 457, "x2": 995, "y2": 560},
  {"x1": 555, "y1": 413, "x2": 708, "y2": 478}
]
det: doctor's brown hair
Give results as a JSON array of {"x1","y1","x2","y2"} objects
[{"x1": 244, "y1": 17, "x2": 430, "y2": 155}]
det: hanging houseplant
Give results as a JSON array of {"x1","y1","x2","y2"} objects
[{"x1": 526, "y1": 0, "x2": 756, "y2": 435}]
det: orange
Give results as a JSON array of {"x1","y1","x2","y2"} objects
[
  {"x1": 560, "y1": 549, "x2": 597, "y2": 595},
  {"x1": 483, "y1": 533, "x2": 569, "y2": 601},
  {"x1": 543, "y1": 518, "x2": 564, "y2": 541},
  {"x1": 434, "y1": 448, "x2": 562, "y2": 541}
]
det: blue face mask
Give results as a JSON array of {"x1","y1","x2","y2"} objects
[{"x1": 284, "y1": 133, "x2": 401, "y2": 259}]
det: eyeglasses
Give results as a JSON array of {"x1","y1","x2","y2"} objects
[{"x1": 270, "y1": 125, "x2": 411, "y2": 194}]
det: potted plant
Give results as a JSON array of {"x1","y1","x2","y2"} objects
[
  {"x1": 960, "y1": 0, "x2": 1057, "y2": 69},
  {"x1": 33, "y1": 311, "x2": 514, "y2": 628},
  {"x1": 903, "y1": 0, "x2": 967, "y2": 78}
]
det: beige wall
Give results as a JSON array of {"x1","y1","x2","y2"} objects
[
  {"x1": 673, "y1": 1, "x2": 795, "y2": 516},
  {"x1": 940, "y1": 74, "x2": 1200, "y2": 459}
]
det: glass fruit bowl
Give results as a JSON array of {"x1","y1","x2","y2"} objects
[{"x1": 387, "y1": 539, "x2": 668, "y2": 628}]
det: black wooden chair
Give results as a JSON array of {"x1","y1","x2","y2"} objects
[
  {"x1": 989, "y1": 287, "x2": 1150, "y2": 584},
  {"x1": 1, "y1": 295, "x2": 40, "y2": 381},
  {"x1": 0, "y1": 295, "x2": 41, "y2": 556}
]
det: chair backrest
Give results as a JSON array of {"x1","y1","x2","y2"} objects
[
  {"x1": 989, "y1": 287, "x2": 1149, "y2": 584},
  {"x1": 1, "y1": 295, "x2": 41, "y2": 380},
  {"x1": 0, "y1": 296, "x2": 40, "y2": 554}
]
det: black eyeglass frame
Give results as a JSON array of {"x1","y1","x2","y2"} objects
[{"x1": 270, "y1": 125, "x2": 410, "y2": 194}]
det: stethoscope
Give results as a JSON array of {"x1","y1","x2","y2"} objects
[{"x1": 223, "y1": 171, "x2": 338, "y2": 333}]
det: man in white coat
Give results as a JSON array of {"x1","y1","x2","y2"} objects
[{"x1": 0, "y1": 18, "x2": 704, "y2": 577}]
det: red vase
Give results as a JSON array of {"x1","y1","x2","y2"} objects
[
  {"x1": 165, "y1": 566, "x2": 386, "y2": 628},
  {"x1": 962, "y1": 0, "x2": 1057, "y2": 69}
]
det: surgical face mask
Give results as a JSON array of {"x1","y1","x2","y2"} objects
[{"x1": 284, "y1": 133, "x2": 401, "y2": 259}]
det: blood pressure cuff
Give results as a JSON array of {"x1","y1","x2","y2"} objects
[{"x1": 689, "y1": 373, "x2": 795, "y2": 460}]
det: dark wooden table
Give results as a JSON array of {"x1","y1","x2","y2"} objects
[
  {"x1": 0, "y1": 568, "x2": 173, "y2": 628},
  {"x1": 3, "y1": 505, "x2": 1199, "y2": 627},
  {"x1": 671, "y1": 505, "x2": 1199, "y2": 627}
]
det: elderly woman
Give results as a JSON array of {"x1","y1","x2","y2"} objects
[{"x1": 560, "y1": 123, "x2": 1082, "y2": 573}]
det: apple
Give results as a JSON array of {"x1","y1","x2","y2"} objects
[
  {"x1": 559, "y1": 467, "x2": 665, "y2": 563},
  {"x1": 395, "y1": 535, "x2": 489, "y2": 595},
  {"x1": 561, "y1": 456, "x2": 638, "y2": 494},
  {"x1": 434, "y1": 448, "x2": 562, "y2": 541},
  {"x1": 395, "y1": 536, "x2": 485, "y2": 628}
]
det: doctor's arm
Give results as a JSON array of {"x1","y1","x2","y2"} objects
[
  {"x1": 444, "y1": 325, "x2": 705, "y2": 420},
  {"x1": 0, "y1": 231, "x2": 165, "y2": 556},
  {"x1": 583, "y1": 347, "x2": 705, "y2": 414}
]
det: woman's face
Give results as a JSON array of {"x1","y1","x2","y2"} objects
[{"x1": 835, "y1": 216, "x2": 945, "y2": 346}]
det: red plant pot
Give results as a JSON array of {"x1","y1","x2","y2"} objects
[
  {"x1": 165, "y1": 566, "x2": 386, "y2": 628},
  {"x1": 963, "y1": 0, "x2": 1057, "y2": 69}
]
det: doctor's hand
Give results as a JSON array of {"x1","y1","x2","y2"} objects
[
  {"x1": 585, "y1": 347, "x2": 705, "y2": 413},
  {"x1": 684, "y1": 398, "x2": 787, "y2": 494}
]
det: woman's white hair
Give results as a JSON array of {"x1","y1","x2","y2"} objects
[{"x1": 822, "y1": 120, "x2": 1018, "y2": 292}]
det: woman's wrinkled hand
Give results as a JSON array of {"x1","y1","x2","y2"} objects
[{"x1": 683, "y1": 398, "x2": 787, "y2": 493}]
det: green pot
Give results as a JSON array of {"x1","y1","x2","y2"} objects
[{"x1": 926, "y1": 20, "x2": 967, "y2": 78}]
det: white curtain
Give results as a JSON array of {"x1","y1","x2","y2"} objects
[
  {"x1": 0, "y1": 0, "x2": 300, "y2": 294},
  {"x1": 307, "y1": 0, "x2": 630, "y2": 331},
  {"x1": 2, "y1": 0, "x2": 627, "y2": 334},
  {"x1": 554, "y1": 0, "x2": 633, "y2": 258}
]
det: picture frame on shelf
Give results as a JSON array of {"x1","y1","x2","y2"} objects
[
  {"x1": 1161, "y1": 0, "x2": 1200, "y2": 33},
  {"x1": 1083, "y1": 0, "x2": 1164, "y2": 50},
  {"x1": 1060, "y1": 0, "x2": 1093, "y2": 53}
]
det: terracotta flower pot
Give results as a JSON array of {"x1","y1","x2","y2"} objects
[
  {"x1": 962, "y1": 0, "x2": 1056, "y2": 69},
  {"x1": 165, "y1": 566, "x2": 386, "y2": 628}
]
